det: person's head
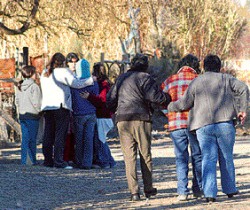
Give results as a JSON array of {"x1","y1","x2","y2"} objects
[
  {"x1": 66, "y1": 52, "x2": 79, "y2": 72},
  {"x1": 203, "y1": 54, "x2": 221, "y2": 72},
  {"x1": 75, "y1": 59, "x2": 91, "y2": 79},
  {"x1": 130, "y1": 53, "x2": 149, "y2": 72},
  {"x1": 17, "y1": 65, "x2": 36, "y2": 90},
  {"x1": 44, "y1": 52, "x2": 65, "y2": 77},
  {"x1": 178, "y1": 54, "x2": 200, "y2": 73},
  {"x1": 92, "y1": 62, "x2": 108, "y2": 81},
  {"x1": 21, "y1": 65, "x2": 36, "y2": 79}
]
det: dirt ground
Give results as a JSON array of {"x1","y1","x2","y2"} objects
[{"x1": 0, "y1": 132, "x2": 250, "y2": 210}]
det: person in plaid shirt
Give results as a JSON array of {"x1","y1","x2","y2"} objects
[{"x1": 161, "y1": 54, "x2": 202, "y2": 201}]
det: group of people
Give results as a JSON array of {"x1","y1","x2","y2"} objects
[
  {"x1": 15, "y1": 52, "x2": 116, "y2": 171},
  {"x1": 106, "y1": 53, "x2": 249, "y2": 203},
  {"x1": 15, "y1": 51, "x2": 249, "y2": 203}
]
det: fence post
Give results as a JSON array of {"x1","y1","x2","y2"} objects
[
  {"x1": 100, "y1": 53, "x2": 105, "y2": 64},
  {"x1": 23, "y1": 47, "x2": 29, "y2": 66}
]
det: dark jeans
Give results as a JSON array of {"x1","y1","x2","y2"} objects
[
  {"x1": 73, "y1": 114, "x2": 96, "y2": 168},
  {"x1": 42, "y1": 108, "x2": 70, "y2": 168}
]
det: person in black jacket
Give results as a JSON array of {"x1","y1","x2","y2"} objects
[{"x1": 107, "y1": 53, "x2": 171, "y2": 201}]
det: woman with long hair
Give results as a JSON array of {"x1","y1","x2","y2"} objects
[
  {"x1": 40, "y1": 52, "x2": 93, "y2": 169},
  {"x1": 80, "y1": 62, "x2": 116, "y2": 168}
]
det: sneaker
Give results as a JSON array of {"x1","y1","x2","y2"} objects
[
  {"x1": 130, "y1": 193, "x2": 140, "y2": 201},
  {"x1": 102, "y1": 165, "x2": 111, "y2": 169},
  {"x1": 91, "y1": 164, "x2": 102, "y2": 169},
  {"x1": 63, "y1": 165, "x2": 73, "y2": 170},
  {"x1": 110, "y1": 162, "x2": 117, "y2": 168},
  {"x1": 80, "y1": 166, "x2": 91, "y2": 170},
  {"x1": 92, "y1": 164, "x2": 110, "y2": 169},
  {"x1": 177, "y1": 194, "x2": 188, "y2": 201}
]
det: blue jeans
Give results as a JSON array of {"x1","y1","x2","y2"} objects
[
  {"x1": 196, "y1": 121, "x2": 238, "y2": 198},
  {"x1": 93, "y1": 124, "x2": 116, "y2": 168},
  {"x1": 170, "y1": 128, "x2": 202, "y2": 195},
  {"x1": 73, "y1": 114, "x2": 96, "y2": 168},
  {"x1": 20, "y1": 119, "x2": 39, "y2": 165}
]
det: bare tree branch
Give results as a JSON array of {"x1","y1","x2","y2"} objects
[{"x1": 0, "y1": 0, "x2": 39, "y2": 35}]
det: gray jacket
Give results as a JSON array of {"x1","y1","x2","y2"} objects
[
  {"x1": 168, "y1": 72, "x2": 249, "y2": 131},
  {"x1": 15, "y1": 79, "x2": 42, "y2": 120}
]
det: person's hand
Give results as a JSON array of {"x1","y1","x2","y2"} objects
[
  {"x1": 237, "y1": 112, "x2": 247, "y2": 125},
  {"x1": 80, "y1": 91, "x2": 90, "y2": 99},
  {"x1": 92, "y1": 76, "x2": 97, "y2": 81}
]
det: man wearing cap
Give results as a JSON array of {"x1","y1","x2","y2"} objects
[{"x1": 107, "y1": 53, "x2": 171, "y2": 201}]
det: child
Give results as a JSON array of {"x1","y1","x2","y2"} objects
[
  {"x1": 80, "y1": 62, "x2": 116, "y2": 169},
  {"x1": 71, "y1": 59, "x2": 99, "y2": 169},
  {"x1": 15, "y1": 65, "x2": 42, "y2": 165}
]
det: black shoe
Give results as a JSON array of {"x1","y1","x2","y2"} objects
[
  {"x1": 144, "y1": 188, "x2": 157, "y2": 198},
  {"x1": 130, "y1": 193, "x2": 140, "y2": 201},
  {"x1": 227, "y1": 191, "x2": 239, "y2": 198},
  {"x1": 193, "y1": 191, "x2": 204, "y2": 198},
  {"x1": 206, "y1": 197, "x2": 216, "y2": 202}
]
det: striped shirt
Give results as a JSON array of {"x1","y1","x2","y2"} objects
[{"x1": 161, "y1": 66, "x2": 198, "y2": 131}]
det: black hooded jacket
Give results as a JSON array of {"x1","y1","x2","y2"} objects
[{"x1": 106, "y1": 68, "x2": 171, "y2": 122}]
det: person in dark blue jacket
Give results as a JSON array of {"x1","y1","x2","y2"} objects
[{"x1": 71, "y1": 59, "x2": 99, "y2": 169}]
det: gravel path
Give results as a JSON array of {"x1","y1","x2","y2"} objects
[{"x1": 0, "y1": 135, "x2": 250, "y2": 209}]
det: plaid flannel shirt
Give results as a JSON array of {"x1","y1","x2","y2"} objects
[{"x1": 161, "y1": 66, "x2": 198, "y2": 131}]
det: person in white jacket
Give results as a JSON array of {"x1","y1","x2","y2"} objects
[{"x1": 40, "y1": 52, "x2": 93, "y2": 169}]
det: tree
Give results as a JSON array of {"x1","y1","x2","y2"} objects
[
  {"x1": 0, "y1": 0, "x2": 248, "y2": 62},
  {"x1": 143, "y1": 0, "x2": 247, "y2": 61},
  {"x1": 0, "y1": 0, "x2": 39, "y2": 36}
]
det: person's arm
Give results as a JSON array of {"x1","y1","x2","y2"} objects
[
  {"x1": 238, "y1": 111, "x2": 247, "y2": 125},
  {"x1": 106, "y1": 81, "x2": 119, "y2": 113},
  {"x1": 230, "y1": 77, "x2": 249, "y2": 124},
  {"x1": 54, "y1": 68, "x2": 93, "y2": 89},
  {"x1": 88, "y1": 81, "x2": 110, "y2": 107},
  {"x1": 167, "y1": 82, "x2": 195, "y2": 112},
  {"x1": 143, "y1": 75, "x2": 171, "y2": 107},
  {"x1": 30, "y1": 84, "x2": 42, "y2": 112},
  {"x1": 82, "y1": 91, "x2": 105, "y2": 108},
  {"x1": 160, "y1": 80, "x2": 170, "y2": 113}
]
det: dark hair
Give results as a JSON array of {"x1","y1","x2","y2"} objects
[
  {"x1": 17, "y1": 65, "x2": 36, "y2": 90},
  {"x1": 204, "y1": 54, "x2": 221, "y2": 72},
  {"x1": 44, "y1": 52, "x2": 65, "y2": 77},
  {"x1": 92, "y1": 62, "x2": 110, "y2": 82},
  {"x1": 178, "y1": 54, "x2": 200, "y2": 74},
  {"x1": 130, "y1": 53, "x2": 149, "y2": 72},
  {"x1": 65, "y1": 52, "x2": 79, "y2": 66}
]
